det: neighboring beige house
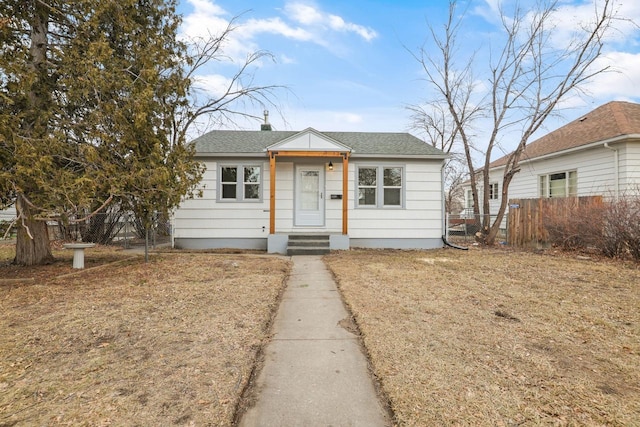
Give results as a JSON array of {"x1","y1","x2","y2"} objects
[
  {"x1": 173, "y1": 127, "x2": 447, "y2": 254},
  {"x1": 464, "y1": 101, "x2": 640, "y2": 215}
]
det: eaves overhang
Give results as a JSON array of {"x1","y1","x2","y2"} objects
[{"x1": 488, "y1": 134, "x2": 640, "y2": 171}]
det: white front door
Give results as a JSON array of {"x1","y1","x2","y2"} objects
[{"x1": 295, "y1": 166, "x2": 325, "y2": 226}]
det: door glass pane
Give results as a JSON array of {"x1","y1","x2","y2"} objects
[{"x1": 301, "y1": 171, "x2": 319, "y2": 210}]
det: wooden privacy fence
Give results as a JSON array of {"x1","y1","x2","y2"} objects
[{"x1": 507, "y1": 196, "x2": 603, "y2": 247}]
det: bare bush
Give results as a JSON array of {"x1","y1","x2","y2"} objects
[
  {"x1": 543, "y1": 198, "x2": 605, "y2": 251},
  {"x1": 599, "y1": 196, "x2": 640, "y2": 261},
  {"x1": 545, "y1": 196, "x2": 640, "y2": 261}
]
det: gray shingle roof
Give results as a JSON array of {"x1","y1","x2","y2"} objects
[{"x1": 191, "y1": 129, "x2": 446, "y2": 157}]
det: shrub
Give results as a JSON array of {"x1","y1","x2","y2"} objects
[
  {"x1": 599, "y1": 196, "x2": 640, "y2": 261},
  {"x1": 544, "y1": 197, "x2": 605, "y2": 251},
  {"x1": 545, "y1": 195, "x2": 640, "y2": 261}
]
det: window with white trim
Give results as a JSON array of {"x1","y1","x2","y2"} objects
[
  {"x1": 465, "y1": 189, "x2": 474, "y2": 209},
  {"x1": 489, "y1": 182, "x2": 499, "y2": 200},
  {"x1": 219, "y1": 164, "x2": 262, "y2": 201},
  {"x1": 356, "y1": 166, "x2": 403, "y2": 208},
  {"x1": 539, "y1": 171, "x2": 577, "y2": 198}
]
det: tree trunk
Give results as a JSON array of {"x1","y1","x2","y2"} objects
[{"x1": 13, "y1": 194, "x2": 54, "y2": 266}]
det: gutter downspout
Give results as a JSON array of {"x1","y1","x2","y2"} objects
[
  {"x1": 604, "y1": 142, "x2": 619, "y2": 200},
  {"x1": 441, "y1": 161, "x2": 468, "y2": 250}
]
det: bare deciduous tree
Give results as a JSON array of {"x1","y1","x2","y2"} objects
[
  {"x1": 407, "y1": 102, "x2": 469, "y2": 214},
  {"x1": 414, "y1": 0, "x2": 623, "y2": 244},
  {"x1": 170, "y1": 16, "x2": 286, "y2": 146}
]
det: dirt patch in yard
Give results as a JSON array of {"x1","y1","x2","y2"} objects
[
  {"x1": 324, "y1": 248, "x2": 640, "y2": 426},
  {"x1": 0, "y1": 248, "x2": 290, "y2": 426}
]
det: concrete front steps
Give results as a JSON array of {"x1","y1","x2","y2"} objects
[{"x1": 287, "y1": 234, "x2": 330, "y2": 256}]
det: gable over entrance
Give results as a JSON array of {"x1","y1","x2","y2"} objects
[
  {"x1": 266, "y1": 128, "x2": 351, "y2": 236},
  {"x1": 266, "y1": 128, "x2": 352, "y2": 153}
]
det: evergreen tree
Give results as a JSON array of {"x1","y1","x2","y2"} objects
[{"x1": 0, "y1": 0, "x2": 205, "y2": 265}]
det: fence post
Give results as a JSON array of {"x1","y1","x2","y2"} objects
[
  {"x1": 145, "y1": 225, "x2": 149, "y2": 263},
  {"x1": 124, "y1": 214, "x2": 129, "y2": 249}
]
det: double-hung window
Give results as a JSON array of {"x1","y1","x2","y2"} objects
[
  {"x1": 489, "y1": 182, "x2": 499, "y2": 200},
  {"x1": 219, "y1": 164, "x2": 262, "y2": 201},
  {"x1": 357, "y1": 166, "x2": 404, "y2": 208},
  {"x1": 539, "y1": 171, "x2": 577, "y2": 198},
  {"x1": 465, "y1": 189, "x2": 474, "y2": 209}
]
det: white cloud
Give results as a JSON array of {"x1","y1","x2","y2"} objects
[
  {"x1": 179, "y1": 0, "x2": 259, "y2": 63},
  {"x1": 187, "y1": 0, "x2": 226, "y2": 16},
  {"x1": 333, "y1": 112, "x2": 364, "y2": 124},
  {"x1": 473, "y1": 0, "x2": 502, "y2": 24},
  {"x1": 327, "y1": 14, "x2": 377, "y2": 42},
  {"x1": 286, "y1": 3, "x2": 324, "y2": 26},
  {"x1": 192, "y1": 73, "x2": 234, "y2": 99},
  {"x1": 280, "y1": 54, "x2": 297, "y2": 64},
  {"x1": 544, "y1": 1, "x2": 640, "y2": 49},
  {"x1": 285, "y1": 2, "x2": 378, "y2": 42},
  {"x1": 585, "y1": 52, "x2": 640, "y2": 99},
  {"x1": 180, "y1": 0, "x2": 230, "y2": 40},
  {"x1": 179, "y1": 0, "x2": 378, "y2": 63},
  {"x1": 243, "y1": 17, "x2": 313, "y2": 42}
]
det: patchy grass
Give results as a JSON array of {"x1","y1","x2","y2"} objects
[
  {"x1": 0, "y1": 249, "x2": 290, "y2": 426},
  {"x1": 0, "y1": 244, "x2": 129, "y2": 281},
  {"x1": 324, "y1": 248, "x2": 640, "y2": 426}
]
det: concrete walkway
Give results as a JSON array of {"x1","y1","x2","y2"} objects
[{"x1": 239, "y1": 255, "x2": 390, "y2": 427}]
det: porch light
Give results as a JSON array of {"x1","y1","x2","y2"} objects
[{"x1": 328, "y1": 161, "x2": 333, "y2": 171}]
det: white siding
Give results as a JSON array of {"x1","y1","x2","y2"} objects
[
  {"x1": 349, "y1": 160, "x2": 443, "y2": 239},
  {"x1": 620, "y1": 140, "x2": 640, "y2": 192},
  {"x1": 174, "y1": 158, "x2": 272, "y2": 239},
  {"x1": 481, "y1": 145, "x2": 619, "y2": 215},
  {"x1": 0, "y1": 206, "x2": 16, "y2": 222},
  {"x1": 174, "y1": 157, "x2": 444, "y2": 241}
]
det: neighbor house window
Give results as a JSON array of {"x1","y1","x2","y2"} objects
[
  {"x1": 489, "y1": 182, "x2": 499, "y2": 200},
  {"x1": 539, "y1": 171, "x2": 577, "y2": 198},
  {"x1": 357, "y1": 166, "x2": 403, "y2": 208},
  {"x1": 219, "y1": 164, "x2": 262, "y2": 201}
]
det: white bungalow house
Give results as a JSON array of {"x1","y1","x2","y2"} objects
[
  {"x1": 463, "y1": 101, "x2": 640, "y2": 215},
  {"x1": 173, "y1": 126, "x2": 448, "y2": 254}
]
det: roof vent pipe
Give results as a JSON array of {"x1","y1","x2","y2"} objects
[{"x1": 261, "y1": 110, "x2": 272, "y2": 131}]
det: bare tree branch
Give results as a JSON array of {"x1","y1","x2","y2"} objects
[{"x1": 414, "y1": 0, "x2": 623, "y2": 244}]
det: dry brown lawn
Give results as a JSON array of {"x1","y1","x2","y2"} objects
[
  {"x1": 0, "y1": 246, "x2": 290, "y2": 426},
  {"x1": 324, "y1": 248, "x2": 640, "y2": 426}
]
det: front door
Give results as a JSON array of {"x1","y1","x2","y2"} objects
[{"x1": 295, "y1": 166, "x2": 325, "y2": 226}]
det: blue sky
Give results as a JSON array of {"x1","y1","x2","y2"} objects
[{"x1": 177, "y1": 0, "x2": 640, "y2": 153}]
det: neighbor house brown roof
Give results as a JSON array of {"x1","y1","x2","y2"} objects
[{"x1": 490, "y1": 101, "x2": 640, "y2": 168}]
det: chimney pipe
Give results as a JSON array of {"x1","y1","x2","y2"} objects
[{"x1": 261, "y1": 109, "x2": 272, "y2": 131}]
